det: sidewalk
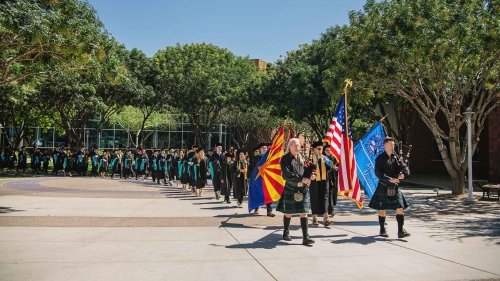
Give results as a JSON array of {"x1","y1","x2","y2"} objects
[{"x1": 1, "y1": 177, "x2": 499, "y2": 281}]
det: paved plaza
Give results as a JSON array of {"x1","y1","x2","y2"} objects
[{"x1": 0, "y1": 177, "x2": 499, "y2": 281}]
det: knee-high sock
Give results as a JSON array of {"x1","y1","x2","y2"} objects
[
  {"x1": 396, "y1": 214, "x2": 404, "y2": 233},
  {"x1": 300, "y1": 217, "x2": 309, "y2": 238},
  {"x1": 378, "y1": 215, "x2": 386, "y2": 231}
]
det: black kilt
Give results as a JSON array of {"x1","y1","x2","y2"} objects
[
  {"x1": 368, "y1": 183, "x2": 409, "y2": 210},
  {"x1": 277, "y1": 187, "x2": 310, "y2": 214}
]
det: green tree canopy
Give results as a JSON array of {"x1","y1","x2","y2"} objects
[
  {"x1": 153, "y1": 43, "x2": 259, "y2": 147},
  {"x1": 340, "y1": 0, "x2": 499, "y2": 194}
]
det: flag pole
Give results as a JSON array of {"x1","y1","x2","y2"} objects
[{"x1": 379, "y1": 114, "x2": 388, "y2": 122}]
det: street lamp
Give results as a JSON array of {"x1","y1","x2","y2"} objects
[
  {"x1": 464, "y1": 107, "x2": 474, "y2": 202},
  {"x1": 86, "y1": 129, "x2": 90, "y2": 149}
]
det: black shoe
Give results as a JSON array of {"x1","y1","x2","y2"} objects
[
  {"x1": 283, "y1": 231, "x2": 292, "y2": 241},
  {"x1": 267, "y1": 212, "x2": 276, "y2": 217},
  {"x1": 302, "y1": 236, "x2": 315, "y2": 246},
  {"x1": 398, "y1": 229, "x2": 411, "y2": 238},
  {"x1": 380, "y1": 229, "x2": 389, "y2": 238}
]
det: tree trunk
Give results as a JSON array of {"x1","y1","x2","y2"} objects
[
  {"x1": 451, "y1": 171, "x2": 466, "y2": 196},
  {"x1": 192, "y1": 125, "x2": 202, "y2": 147}
]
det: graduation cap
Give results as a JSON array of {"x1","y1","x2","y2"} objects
[
  {"x1": 224, "y1": 152, "x2": 233, "y2": 159},
  {"x1": 196, "y1": 148, "x2": 204, "y2": 153},
  {"x1": 312, "y1": 141, "x2": 324, "y2": 148},
  {"x1": 215, "y1": 142, "x2": 223, "y2": 148}
]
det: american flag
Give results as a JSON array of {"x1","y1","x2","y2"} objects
[{"x1": 324, "y1": 94, "x2": 363, "y2": 208}]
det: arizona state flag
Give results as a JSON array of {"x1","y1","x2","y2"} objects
[{"x1": 248, "y1": 125, "x2": 286, "y2": 212}]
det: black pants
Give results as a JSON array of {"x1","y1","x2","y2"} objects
[
  {"x1": 223, "y1": 182, "x2": 231, "y2": 202},
  {"x1": 254, "y1": 204, "x2": 272, "y2": 213},
  {"x1": 327, "y1": 184, "x2": 338, "y2": 214},
  {"x1": 32, "y1": 163, "x2": 41, "y2": 175},
  {"x1": 168, "y1": 168, "x2": 175, "y2": 181},
  {"x1": 213, "y1": 172, "x2": 223, "y2": 193},
  {"x1": 91, "y1": 165, "x2": 98, "y2": 177}
]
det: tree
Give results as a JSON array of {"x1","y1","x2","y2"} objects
[
  {"x1": 266, "y1": 29, "x2": 376, "y2": 141},
  {"x1": 124, "y1": 48, "x2": 169, "y2": 147},
  {"x1": 36, "y1": 36, "x2": 130, "y2": 149},
  {"x1": 109, "y1": 106, "x2": 178, "y2": 147},
  {"x1": 153, "y1": 43, "x2": 259, "y2": 147},
  {"x1": 0, "y1": 0, "x2": 104, "y2": 86},
  {"x1": 343, "y1": 0, "x2": 499, "y2": 194},
  {"x1": 0, "y1": 84, "x2": 49, "y2": 148}
]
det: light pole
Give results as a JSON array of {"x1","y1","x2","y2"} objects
[
  {"x1": 464, "y1": 107, "x2": 474, "y2": 202},
  {"x1": 86, "y1": 130, "x2": 90, "y2": 149}
]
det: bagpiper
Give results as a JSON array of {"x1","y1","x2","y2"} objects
[{"x1": 368, "y1": 137, "x2": 411, "y2": 239}]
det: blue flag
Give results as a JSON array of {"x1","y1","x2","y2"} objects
[{"x1": 353, "y1": 122, "x2": 386, "y2": 199}]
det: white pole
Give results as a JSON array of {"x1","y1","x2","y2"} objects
[{"x1": 465, "y1": 107, "x2": 474, "y2": 202}]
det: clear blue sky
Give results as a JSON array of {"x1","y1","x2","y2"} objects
[{"x1": 88, "y1": 0, "x2": 367, "y2": 62}]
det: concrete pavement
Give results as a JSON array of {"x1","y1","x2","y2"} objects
[{"x1": 0, "y1": 177, "x2": 499, "y2": 281}]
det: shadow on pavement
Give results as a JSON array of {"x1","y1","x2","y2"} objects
[
  {"x1": 201, "y1": 206, "x2": 240, "y2": 211},
  {"x1": 0, "y1": 206, "x2": 25, "y2": 214},
  {"x1": 405, "y1": 195, "x2": 500, "y2": 244}
]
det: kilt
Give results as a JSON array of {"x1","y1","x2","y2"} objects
[
  {"x1": 368, "y1": 183, "x2": 409, "y2": 210},
  {"x1": 277, "y1": 186, "x2": 310, "y2": 214}
]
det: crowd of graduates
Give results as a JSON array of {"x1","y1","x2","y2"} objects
[{"x1": 0, "y1": 141, "x2": 340, "y2": 222}]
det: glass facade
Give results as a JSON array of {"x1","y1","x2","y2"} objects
[{"x1": 1, "y1": 121, "x2": 231, "y2": 150}]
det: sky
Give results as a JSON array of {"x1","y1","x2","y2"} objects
[{"x1": 88, "y1": 0, "x2": 367, "y2": 63}]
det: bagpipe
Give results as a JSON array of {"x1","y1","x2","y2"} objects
[
  {"x1": 394, "y1": 141, "x2": 412, "y2": 177},
  {"x1": 299, "y1": 145, "x2": 317, "y2": 181}
]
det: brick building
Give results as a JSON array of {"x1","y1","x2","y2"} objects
[
  {"x1": 409, "y1": 112, "x2": 497, "y2": 182},
  {"x1": 488, "y1": 106, "x2": 500, "y2": 182}
]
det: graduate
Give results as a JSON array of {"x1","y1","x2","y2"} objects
[
  {"x1": 135, "y1": 148, "x2": 148, "y2": 181},
  {"x1": 324, "y1": 146, "x2": 339, "y2": 217},
  {"x1": 157, "y1": 148, "x2": 168, "y2": 185},
  {"x1": 309, "y1": 141, "x2": 333, "y2": 226},
  {"x1": 194, "y1": 149, "x2": 207, "y2": 197},
  {"x1": 99, "y1": 150, "x2": 110, "y2": 177},
  {"x1": 233, "y1": 150, "x2": 248, "y2": 207},
  {"x1": 52, "y1": 147, "x2": 63, "y2": 175},
  {"x1": 0, "y1": 149, "x2": 6, "y2": 171},
  {"x1": 63, "y1": 148, "x2": 73, "y2": 177},
  {"x1": 122, "y1": 149, "x2": 134, "y2": 179},
  {"x1": 8, "y1": 148, "x2": 16, "y2": 170},
  {"x1": 221, "y1": 152, "x2": 234, "y2": 204},
  {"x1": 150, "y1": 149, "x2": 159, "y2": 183},
  {"x1": 17, "y1": 146, "x2": 27, "y2": 173},
  {"x1": 74, "y1": 145, "x2": 86, "y2": 176},
  {"x1": 41, "y1": 149, "x2": 50, "y2": 175},
  {"x1": 167, "y1": 148, "x2": 176, "y2": 185},
  {"x1": 110, "y1": 149, "x2": 122, "y2": 179},
  {"x1": 31, "y1": 146, "x2": 42, "y2": 175},
  {"x1": 90, "y1": 147, "x2": 99, "y2": 177},
  {"x1": 187, "y1": 145, "x2": 198, "y2": 192},
  {"x1": 209, "y1": 143, "x2": 225, "y2": 200},
  {"x1": 177, "y1": 150, "x2": 189, "y2": 189}
]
